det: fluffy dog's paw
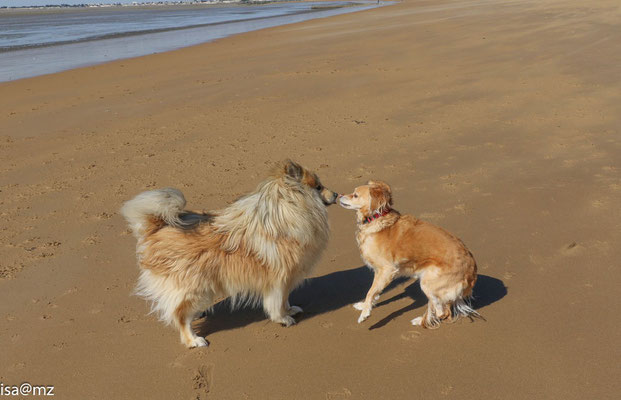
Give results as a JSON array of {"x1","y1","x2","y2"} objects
[
  {"x1": 188, "y1": 336, "x2": 209, "y2": 348},
  {"x1": 353, "y1": 302, "x2": 365, "y2": 311},
  {"x1": 288, "y1": 305, "x2": 303, "y2": 316},
  {"x1": 281, "y1": 315, "x2": 297, "y2": 327},
  {"x1": 411, "y1": 317, "x2": 423, "y2": 326},
  {"x1": 357, "y1": 310, "x2": 370, "y2": 324}
]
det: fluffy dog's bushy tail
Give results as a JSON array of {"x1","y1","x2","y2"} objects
[{"x1": 120, "y1": 188, "x2": 186, "y2": 239}]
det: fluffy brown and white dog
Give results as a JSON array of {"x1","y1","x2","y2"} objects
[
  {"x1": 339, "y1": 181, "x2": 482, "y2": 328},
  {"x1": 121, "y1": 160, "x2": 338, "y2": 347}
]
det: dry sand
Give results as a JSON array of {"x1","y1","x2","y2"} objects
[{"x1": 1, "y1": 0, "x2": 620, "y2": 398}]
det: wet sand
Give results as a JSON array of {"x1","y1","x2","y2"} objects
[{"x1": 1, "y1": 0, "x2": 620, "y2": 398}]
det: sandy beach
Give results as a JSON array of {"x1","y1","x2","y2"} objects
[{"x1": 1, "y1": 0, "x2": 620, "y2": 398}]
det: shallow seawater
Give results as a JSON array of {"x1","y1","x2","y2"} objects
[{"x1": 0, "y1": 2, "x2": 384, "y2": 82}]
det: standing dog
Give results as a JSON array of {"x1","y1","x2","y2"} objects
[
  {"x1": 121, "y1": 160, "x2": 338, "y2": 347},
  {"x1": 339, "y1": 181, "x2": 481, "y2": 328}
]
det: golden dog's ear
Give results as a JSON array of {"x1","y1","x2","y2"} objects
[
  {"x1": 368, "y1": 180, "x2": 392, "y2": 195},
  {"x1": 284, "y1": 159, "x2": 304, "y2": 181},
  {"x1": 369, "y1": 181, "x2": 393, "y2": 212}
]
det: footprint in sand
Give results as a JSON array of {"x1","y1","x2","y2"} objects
[
  {"x1": 82, "y1": 235, "x2": 100, "y2": 245},
  {"x1": 503, "y1": 271, "x2": 515, "y2": 280},
  {"x1": 192, "y1": 365, "x2": 214, "y2": 400},
  {"x1": 440, "y1": 385, "x2": 454, "y2": 395},
  {"x1": 8, "y1": 362, "x2": 25, "y2": 371},
  {"x1": 419, "y1": 212, "x2": 445, "y2": 222},
  {"x1": 52, "y1": 341, "x2": 67, "y2": 351},
  {"x1": 400, "y1": 330, "x2": 421, "y2": 341},
  {"x1": 326, "y1": 388, "x2": 352, "y2": 399},
  {"x1": 451, "y1": 203, "x2": 467, "y2": 214},
  {"x1": 590, "y1": 199, "x2": 607, "y2": 209},
  {"x1": 442, "y1": 182, "x2": 458, "y2": 193},
  {"x1": 95, "y1": 212, "x2": 113, "y2": 220}
]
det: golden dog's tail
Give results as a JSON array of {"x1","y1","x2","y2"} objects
[
  {"x1": 120, "y1": 188, "x2": 186, "y2": 239},
  {"x1": 452, "y1": 296, "x2": 485, "y2": 322}
]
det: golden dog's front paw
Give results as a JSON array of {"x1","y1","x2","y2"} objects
[
  {"x1": 357, "y1": 310, "x2": 371, "y2": 324},
  {"x1": 353, "y1": 302, "x2": 365, "y2": 311}
]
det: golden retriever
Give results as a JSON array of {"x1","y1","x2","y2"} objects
[
  {"x1": 121, "y1": 160, "x2": 338, "y2": 347},
  {"x1": 338, "y1": 180, "x2": 482, "y2": 328}
]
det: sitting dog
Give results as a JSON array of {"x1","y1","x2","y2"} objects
[
  {"x1": 121, "y1": 160, "x2": 339, "y2": 347},
  {"x1": 339, "y1": 180, "x2": 482, "y2": 328}
]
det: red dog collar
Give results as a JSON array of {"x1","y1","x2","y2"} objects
[{"x1": 362, "y1": 208, "x2": 391, "y2": 224}]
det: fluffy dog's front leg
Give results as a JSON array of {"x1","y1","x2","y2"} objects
[
  {"x1": 354, "y1": 267, "x2": 396, "y2": 323},
  {"x1": 264, "y1": 287, "x2": 296, "y2": 326}
]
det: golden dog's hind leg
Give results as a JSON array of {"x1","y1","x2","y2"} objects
[
  {"x1": 411, "y1": 274, "x2": 444, "y2": 328},
  {"x1": 439, "y1": 301, "x2": 455, "y2": 322},
  {"x1": 411, "y1": 302, "x2": 441, "y2": 329},
  {"x1": 354, "y1": 266, "x2": 397, "y2": 324}
]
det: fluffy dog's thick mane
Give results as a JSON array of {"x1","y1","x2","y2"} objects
[{"x1": 212, "y1": 173, "x2": 329, "y2": 272}]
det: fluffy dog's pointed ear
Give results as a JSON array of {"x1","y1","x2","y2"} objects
[
  {"x1": 369, "y1": 181, "x2": 393, "y2": 212},
  {"x1": 284, "y1": 160, "x2": 303, "y2": 181}
]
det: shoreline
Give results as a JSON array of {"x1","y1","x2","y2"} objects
[
  {"x1": 0, "y1": 0, "x2": 250, "y2": 10},
  {"x1": 0, "y1": 3, "x2": 358, "y2": 52},
  {"x1": 0, "y1": 1, "x2": 385, "y2": 82},
  {"x1": 0, "y1": 0, "x2": 359, "y2": 14}
]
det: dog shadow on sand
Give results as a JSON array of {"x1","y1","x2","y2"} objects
[{"x1": 196, "y1": 266, "x2": 507, "y2": 336}]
